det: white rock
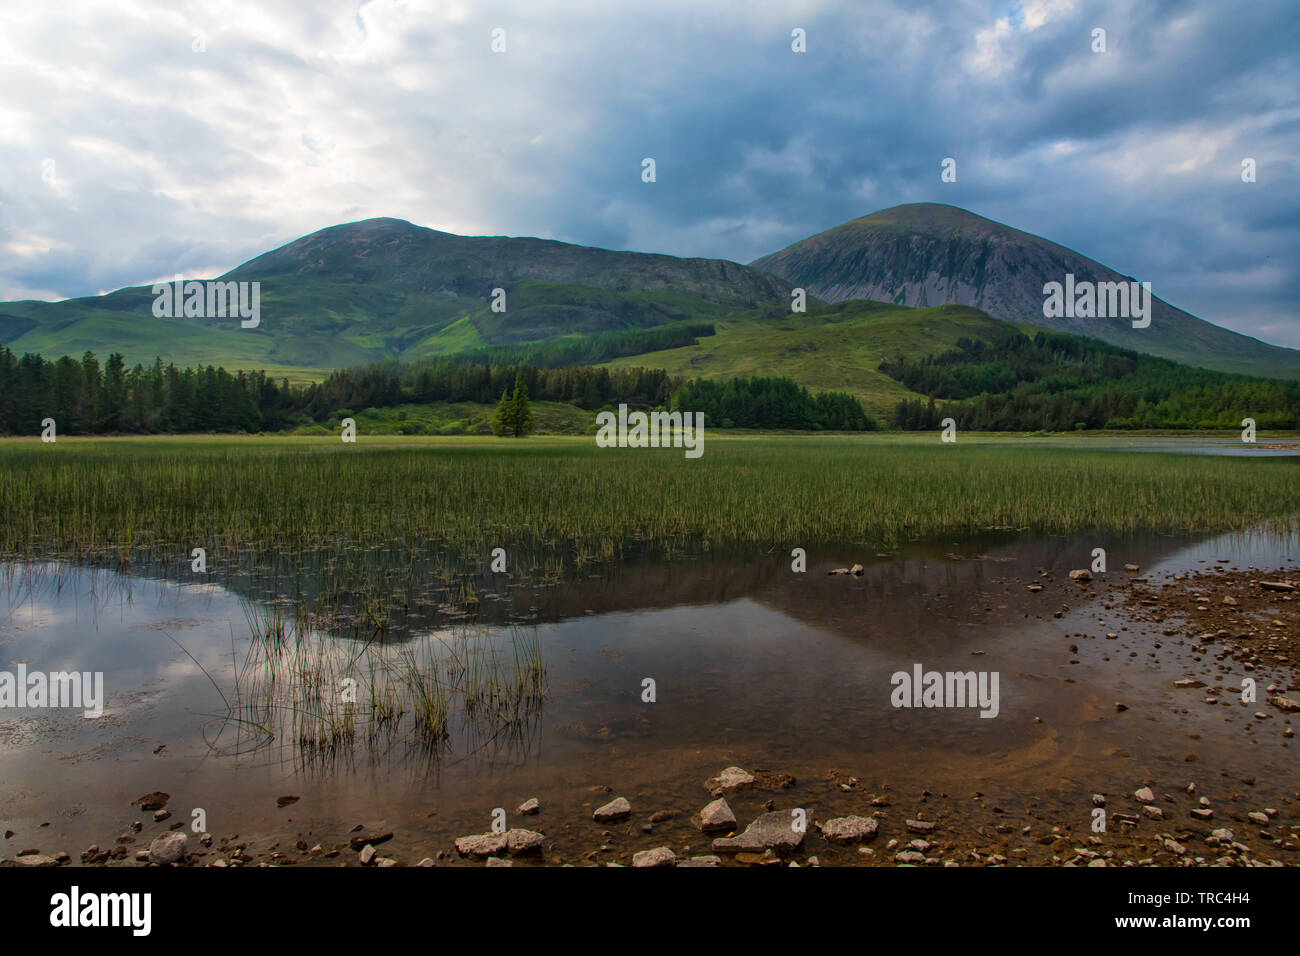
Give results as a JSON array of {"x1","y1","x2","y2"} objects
[
  {"x1": 712, "y1": 811, "x2": 805, "y2": 853},
  {"x1": 455, "y1": 833, "x2": 508, "y2": 857},
  {"x1": 818, "y1": 815, "x2": 879, "y2": 844},
  {"x1": 694, "y1": 798, "x2": 736, "y2": 833},
  {"x1": 593, "y1": 797, "x2": 631, "y2": 822},
  {"x1": 632, "y1": 846, "x2": 676, "y2": 868},
  {"x1": 506, "y1": 828, "x2": 545, "y2": 855},
  {"x1": 147, "y1": 832, "x2": 188, "y2": 866}
]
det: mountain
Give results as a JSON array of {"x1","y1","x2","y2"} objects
[
  {"x1": 751, "y1": 203, "x2": 1300, "y2": 380},
  {"x1": 0, "y1": 217, "x2": 794, "y2": 376},
  {"x1": 6, "y1": 207, "x2": 1296, "y2": 391}
]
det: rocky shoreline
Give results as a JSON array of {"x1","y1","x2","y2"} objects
[{"x1": 5, "y1": 764, "x2": 1295, "y2": 868}]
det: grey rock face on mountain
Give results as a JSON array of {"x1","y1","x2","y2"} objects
[{"x1": 752, "y1": 203, "x2": 1300, "y2": 380}]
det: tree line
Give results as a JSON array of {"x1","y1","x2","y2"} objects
[
  {"x1": 0, "y1": 348, "x2": 294, "y2": 434},
  {"x1": 669, "y1": 377, "x2": 877, "y2": 430},
  {"x1": 882, "y1": 328, "x2": 1300, "y2": 430},
  {"x1": 0, "y1": 348, "x2": 874, "y2": 435}
]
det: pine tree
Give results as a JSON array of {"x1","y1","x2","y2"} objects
[
  {"x1": 509, "y1": 373, "x2": 535, "y2": 437},
  {"x1": 490, "y1": 387, "x2": 515, "y2": 436}
]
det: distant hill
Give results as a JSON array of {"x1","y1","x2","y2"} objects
[
  {"x1": 5, "y1": 205, "x2": 1296, "y2": 395},
  {"x1": 0, "y1": 217, "x2": 793, "y2": 375},
  {"x1": 602, "y1": 299, "x2": 1014, "y2": 420},
  {"x1": 751, "y1": 203, "x2": 1300, "y2": 381}
]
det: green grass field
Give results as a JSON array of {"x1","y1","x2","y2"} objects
[
  {"x1": 2, "y1": 433, "x2": 1297, "y2": 562},
  {"x1": 602, "y1": 300, "x2": 1017, "y2": 419}
]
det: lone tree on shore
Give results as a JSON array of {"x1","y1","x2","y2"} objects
[{"x1": 491, "y1": 373, "x2": 535, "y2": 437}]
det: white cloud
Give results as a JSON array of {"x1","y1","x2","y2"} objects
[{"x1": 965, "y1": 0, "x2": 1076, "y2": 77}]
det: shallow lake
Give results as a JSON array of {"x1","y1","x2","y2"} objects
[{"x1": 2, "y1": 526, "x2": 1296, "y2": 864}]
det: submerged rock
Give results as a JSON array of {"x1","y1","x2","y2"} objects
[
  {"x1": 349, "y1": 831, "x2": 393, "y2": 851},
  {"x1": 133, "y1": 792, "x2": 170, "y2": 812},
  {"x1": 1069, "y1": 569, "x2": 1093, "y2": 582},
  {"x1": 705, "y1": 767, "x2": 756, "y2": 795}
]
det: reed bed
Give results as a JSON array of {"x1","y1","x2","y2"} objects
[
  {"x1": 223, "y1": 602, "x2": 546, "y2": 767},
  {"x1": 1, "y1": 435, "x2": 1297, "y2": 563}
]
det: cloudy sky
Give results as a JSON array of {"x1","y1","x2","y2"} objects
[{"x1": 2, "y1": 0, "x2": 1297, "y2": 346}]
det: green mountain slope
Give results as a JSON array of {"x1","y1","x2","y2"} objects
[
  {"x1": 751, "y1": 203, "x2": 1300, "y2": 381},
  {"x1": 0, "y1": 218, "x2": 793, "y2": 371},
  {"x1": 603, "y1": 299, "x2": 1015, "y2": 420},
  {"x1": 7, "y1": 205, "x2": 1295, "y2": 396}
]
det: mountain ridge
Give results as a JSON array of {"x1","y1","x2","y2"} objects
[
  {"x1": 2, "y1": 206, "x2": 1296, "y2": 385},
  {"x1": 0, "y1": 217, "x2": 795, "y2": 375},
  {"x1": 750, "y1": 202, "x2": 1300, "y2": 380}
]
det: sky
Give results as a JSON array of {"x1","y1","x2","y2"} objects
[{"x1": 1, "y1": 0, "x2": 1298, "y2": 347}]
